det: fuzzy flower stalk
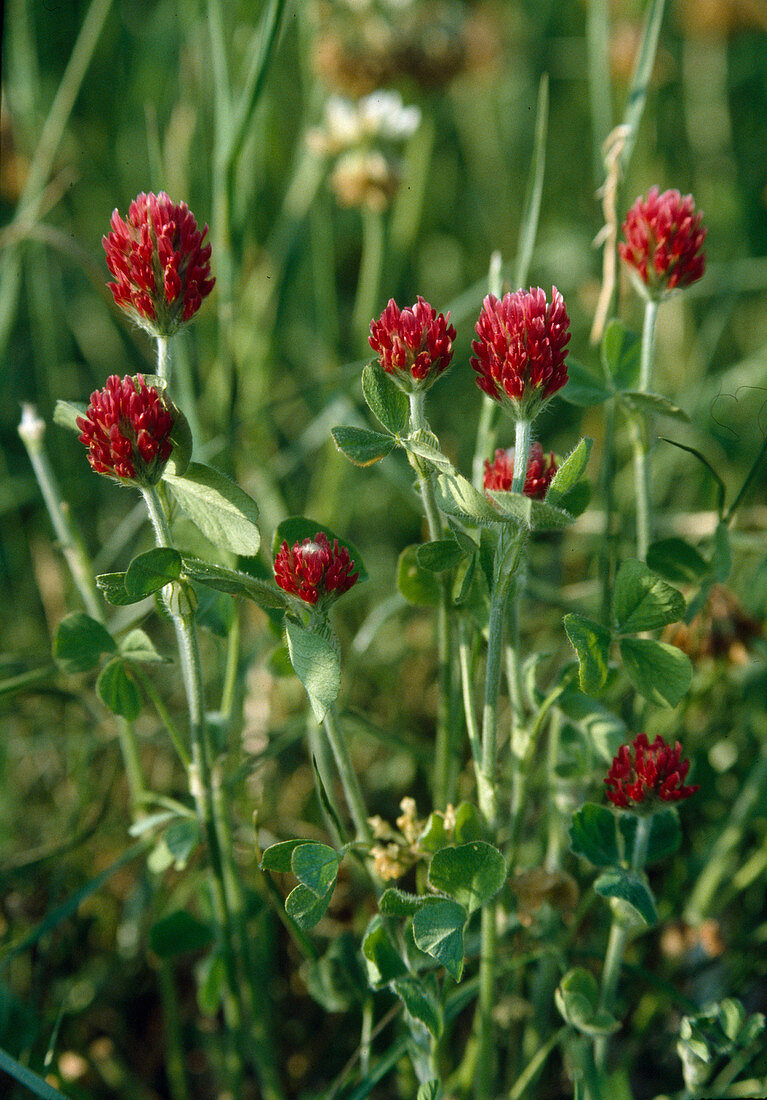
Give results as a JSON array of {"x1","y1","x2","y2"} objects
[
  {"x1": 471, "y1": 287, "x2": 570, "y2": 422},
  {"x1": 76, "y1": 374, "x2": 177, "y2": 485},
  {"x1": 483, "y1": 442, "x2": 557, "y2": 499},
  {"x1": 273, "y1": 532, "x2": 359, "y2": 607}
]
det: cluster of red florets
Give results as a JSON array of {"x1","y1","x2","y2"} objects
[
  {"x1": 483, "y1": 442, "x2": 557, "y2": 499},
  {"x1": 605, "y1": 733, "x2": 699, "y2": 809},
  {"x1": 103, "y1": 191, "x2": 215, "y2": 335},
  {"x1": 619, "y1": 187, "x2": 706, "y2": 297},
  {"x1": 368, "y1": 296, "x2": 456, "y2": 391},
  {"x1": 273, "y1": 532, "x2": 359, "y2": 606},
  {"x1": 77, "y1": 374, "x2": 175, "y2": 483},
  {"x1": 470, "y1": 287, "x2": 571, "y2": 416}
]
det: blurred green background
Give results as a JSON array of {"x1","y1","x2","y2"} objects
[{"x1": 2, "y1": 1, "x2": 767, "y2": 1097}]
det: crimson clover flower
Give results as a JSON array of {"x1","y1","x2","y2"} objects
[
  {"x1": 619, "y1": 187, "x2": 706, "y2": 298},
  {"x1": 483, "y1": 442, "x2": 557, "y2": 499},
  {"x1": 103, "y1": 191, "x2": 215, "y2": 336},
  {"x1": 274, "y1": 532, "x2": 359, "y2": 607},
  {"x1": 77, "y1": 374, "x2": 176, "y2": 484},
  {"x1": 471, "y1": 287, "x2": 570, "y2": 420},
  {"x1": 605, "y1": 733, "x2": 699, "y2": 810},
  {"x1": 369, "y1": 296, "x2": 456, "y2": 392}
]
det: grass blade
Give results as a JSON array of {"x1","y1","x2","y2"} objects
[
  {"x1": 0, "y1": 1046, "x2": 71, "y2": 1099},
  {"x1": 619, "y1": 0, "x2": 667, "y2": 173}
]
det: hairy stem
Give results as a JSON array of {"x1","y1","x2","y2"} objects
[
  {"x1": 409, "y1": 389, "x2": 456, "y2": 808},
  {"x1": 140, "y1": 485, "x2": 249, "y2": 1089},
  {"x1": 323, "y1": 707, "x2": 373, "y2": 845},
  {"x1": 633, "y1": 298, "x2": 659, "y2": 560},
  {"x1": 595, "y1": 813, "x2": 652, "y2": 1069}
]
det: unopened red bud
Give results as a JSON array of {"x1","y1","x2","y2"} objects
[
  {"x1": 471, "y1": 287, "x2": 570, "y2": 419},
  {"x1": 274, "y1": 532, "x2": 358, "y2": 607},
  {"x1": 103, "y1": 191, "x2": 215, "y2": 336},
  {"x1": 76, "y1": 374, "x2": 175, "y2": 485},
  {"x1": 605, "y1": 732, "x2": 699, "y2": 809},
  {"x1": 369, "y1": 296, "x2": 456, "y2": 392},
  {"x1": 619, "y1": 187, "x2": 706, "y2": 298}
]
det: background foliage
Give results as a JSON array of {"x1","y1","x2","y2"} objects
[{"x1": 2, "y1": 0, "x2": 767, "y2": 1097}]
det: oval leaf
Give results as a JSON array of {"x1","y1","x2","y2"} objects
[
  {"x1": 563, "y1": 614, "x2": 611, "y2": 696},
  {"x1": 285, "y1": 882, "x2": 334, "y2": 930},
  {"x1": 412, "y1": 898, "x2": 466, "y2": 982},
  {"x1": 602, "y1": 319, "x2": 640, "y2": 390},
  {"x1": 118, "y1": 628, "x2": 166, "y2": 664},
  {"x1": 397, "y1": 545, "x2": 441, "y2": 607},
  {"x1": 285, "y1": 619, "x2": 341, "y2": 723},
  {"x1": 54, "y1": 612, "x2": 115, "y2": 672},
  {"x1": 362, "y1": 915, "x2": 408, "y2": 987},
  {"x1": 569, "y1": 803, "x2": 622, "y2": 867},
  {"x1": 619, "y1": 637, "x2": 692, "y2": 708},
  {"x1": 594, "y1": 868, "x2": 658, "y2": 926},
  {"x1": 261, "y1": 838, "x2": 306, "y2": 872},
  {"x1": 164, "y1": 462, "x2": 261, "y2": 556},
  {"x1": 613, "y1": 560, "x2": 685, "y2": 633},
  {"x1": 96, "y1": 658, "x2": 142, "y2": 721},
  {"x1": 622, "y1": 391, "x2": 690, "y2": 422},
  {"x1": 619, "y1": 808, "x2": 681, "y2": 865},
  {"x1": 362, "y1": 360, "x2": 409, "y2": 434},
  {"x1": 96, "y1": 571, "x2": 143, "y2": 606},
  {"x1": 559, "y1": 358, "x2": 611, "y2": 407},
  {"x1": 291, "y1": 842, "x2": 340, "y2": 898},
  {"x1": 646, "y1": 538, "x2": 709, "y2": 585},
  {"x1": 394, "y1": 978, "x2": 443, "y2": 1040},
  {"x1": 125, "y1": 547, "x2": 182, "y2": 599},
  {"x1": 428, "y1": 841, "x2": 506, "y2": 913},
  {"x1": 416, "y1": 539, "x2": 464, "y2": 573},
  {"x1": 546, "y1": 438, "x2": 593, "y2": 504},
  {"x1": 331, "y1": 425, "x2": 394, "y2": 467}
]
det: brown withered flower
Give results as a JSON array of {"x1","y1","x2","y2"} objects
[{"x1": 663, "y1": 584, "x2": 762, "y2": 666}]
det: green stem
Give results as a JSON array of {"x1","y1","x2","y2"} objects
[
  {"x1": 595, "y1": 813, "x2": 652, "y2": 1069},
  {"x1": 633, "y1": 298, "x2": 659, "y2": 561},
  {"x1": 19, "y1": 405, "x2": 147, "y2": 814},
  {"x1": 19, "y1": 406, "x2": 102, "y2": 621},
  {"x1": 352, "y1": 207, "x2": 386, "y2": 349},
  {"x1": 157, "y1": 963, "x2": 192, "y2": 1100},
  {"x1": 511, "y1": 420, "x2": 531, "y2": 494},
  {"x1": 475, "y1": 527, "x2": 518, "y2": 1098},
  {"x1": 156, "y1": 335, "x2": 169, "y2": 383},
  {"x1": 458, "y1": 620, "x2": 482, "y2": 768},
  {"x1": 219, "y1": 607, "x2": 240, "y2": 720},
  {"x1": 471, "y1": 252, "x2": 504, "y2": 488},
  {"x1": 323, "y1": 707, "x2": 373, "y2": 844},
  {"x1": 409, "y1": 389, "x2": 456, "y2": 809},
  {"x1": 140, "y1": 485, "x2": 246, "y2": 1087},
  {"x1": 130, "y1": 663, "x2": 191, "y2": 768}
]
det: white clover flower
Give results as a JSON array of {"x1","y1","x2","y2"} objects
[{"x1": 308, "y1": 90, "x2": 421, "y2": 155}]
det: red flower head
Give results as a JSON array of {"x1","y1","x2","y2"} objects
[
  {"x1": 103, "y1": 192, "x2": 215, "y2": 336},
  {"x1": 471, "y1": 287, "x2": 570, "y2": 419},
  {"x1": 619, "y1": 187, "x2": 706, "y2": 297},
  {"x1": 274, "y1": 532, "x2": 359, "y2": 606},
  {"x1": 77, "y1": 374, "x2": 176, "y2": 484},
  {"x1": 483, "y1": 442, "x2": 557, "y2": 499},
  {"x1": 369, "y1": 296, "x2": 456, "y2": 392},
  {"x1": 605, "y1": 733, "x2": 699, "y2": 810}
]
